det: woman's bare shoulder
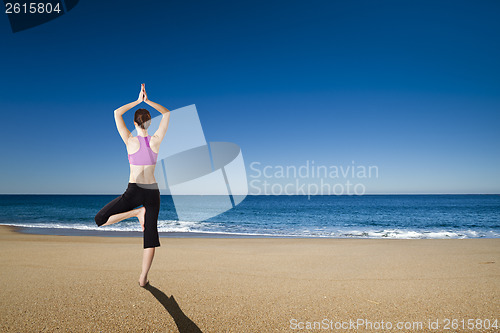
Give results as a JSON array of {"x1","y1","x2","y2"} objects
[
  {"x1": 149, "y1": 134, "x2": 162, "y2": 153},
  {"x1": 150, "y1": 133, "x2": 164, "y2": 144},
  {"x1": 125, "y1": 135, "x2": 139, "y2": 152}
]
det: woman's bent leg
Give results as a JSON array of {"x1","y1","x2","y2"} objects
[
  {"x1": 94, "y1": 185, "x2": 142, "y2": 227},
  {"x1": 101, "y1": 207, "x2": 145, "y2": 227}
]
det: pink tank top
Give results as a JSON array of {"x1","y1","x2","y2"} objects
[{"x1": 128, "y1": 135, "x2": 158, "y2": 166}]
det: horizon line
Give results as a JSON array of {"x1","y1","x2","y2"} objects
[{"x1": 0, "y1": 193, "x2": 498, "y2": 196}]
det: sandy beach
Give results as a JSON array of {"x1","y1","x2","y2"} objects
[{"x1": 0, "y1": 225, "x2": 498, "y2": 332}]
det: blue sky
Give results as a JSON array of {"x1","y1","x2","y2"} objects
[{"x1": 0, "y1": 0, "x2": 499, "y2": 194}]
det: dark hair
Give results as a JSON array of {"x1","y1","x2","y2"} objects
[{"x1": 134, "y1": 108, "x2": 151, "y2": 129}]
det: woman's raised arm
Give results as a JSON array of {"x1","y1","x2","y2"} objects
[
  {"x1": 114, "y1": 84, "x2": 145, "y2": 144},
  {"x1": 143, "y1": 86, "x2": 171, "y2": 142}
]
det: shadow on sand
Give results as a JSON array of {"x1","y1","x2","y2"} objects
[{"x1": 144, "y1": 284, "x2": 203, "y2": 333}]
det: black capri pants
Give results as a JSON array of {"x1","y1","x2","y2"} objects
[{"x1": 95, "y1": 182, "x2": 161, "y2": 249}]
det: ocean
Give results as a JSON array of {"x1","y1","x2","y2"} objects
[{"x1": 0, "y1": 194, "x2": 498, "y2": 239}]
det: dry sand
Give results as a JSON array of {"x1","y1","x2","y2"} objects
[{"x1": 0, "y1": 225, "x2": 499, "y2": 332}]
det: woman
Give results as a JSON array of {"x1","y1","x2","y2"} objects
[{"x1": 94, "y1": 83, "x2": 171, "y2": 287}]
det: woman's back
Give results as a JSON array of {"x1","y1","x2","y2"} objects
[
  {"x1": 127, "y1": 134, "x2": 161, "y2": 184},
  {"x1": 113, "y1": 83, "x2": 170, "y2": 184}
]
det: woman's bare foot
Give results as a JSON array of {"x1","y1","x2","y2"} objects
[
  {"x1": 138, "y1": 274, "x2": 149, "y2": 287},
  {"x1": 136, "y1": 207, "x2": 146, "y2": 231}
]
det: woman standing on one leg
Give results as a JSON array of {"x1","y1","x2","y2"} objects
[{"x1": 94, "y1": 83, "x2": 171, "y2": 287}]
